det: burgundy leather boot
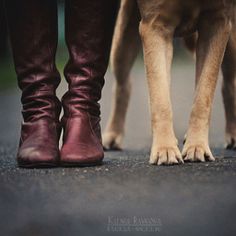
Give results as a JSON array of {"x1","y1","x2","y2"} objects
[
  {"x1": 5, "y1": 0, "x2": 61, "y2": 167},
  {"x1": 0, "y1": 0, "x2": 8, "y2": 59},
  {"x1": 60, "y1": 0, "x2": 118, "y2": 166}
]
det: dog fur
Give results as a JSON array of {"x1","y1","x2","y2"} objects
[{"x1": 103, "y1": 0, "x2": 236, "y2": 165}]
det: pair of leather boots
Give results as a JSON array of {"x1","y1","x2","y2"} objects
[{"x1": 5, "y1": 0, "x2": 118, "y2": 167}]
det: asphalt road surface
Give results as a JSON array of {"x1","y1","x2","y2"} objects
[{"x1": 0, "y1": 58, "x2": 236, "y2": 236}]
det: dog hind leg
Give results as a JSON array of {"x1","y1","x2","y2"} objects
[
  {"x1": 103, "y1": 0, "x2": 141, "y2": 150},
  {"x1": 222, "y1": 26, "x2": 236, "y2": 150}
]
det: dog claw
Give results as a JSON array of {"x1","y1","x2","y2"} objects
[
  {"x1": 102, "y1": 131, "x2": 123, "y2": 151},
  {"x1": 150, "y1": 146, "x2": 183, "y2": 166},
  {"x1": 225, "y1": 137, "x2": 236, "y2": 150},
  {"x1": 182, "y1": 144, "x2": 215, "y2": 162}
]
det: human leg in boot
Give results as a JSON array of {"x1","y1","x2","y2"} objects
[
  {"x1": 5, "y1": 0, "x2": 61, "y2": 167},
  {"x1": 61, "y1": 0, "x2": 118, "y2": 166}
]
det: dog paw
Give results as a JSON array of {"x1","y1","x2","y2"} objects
[
  {"x1": 102, "y1": 131, "x2": 123, "y2": 151},
  {"x1": 182, "y1": 143, "x2": 215, "y2": 162},
  {"x1": 149, "y1": 146, "x2": 184, "y2": 166},
  {"x1": 225, "y1": 132, "x2": 236, "y2": 150}
]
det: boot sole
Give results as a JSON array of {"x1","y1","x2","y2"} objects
[
  {"x1": 60, "y1": 160, "x2": 103, "y2": 167},
  {"x1": 17, "y1": 162, "x2": 58, "y2": 169}
]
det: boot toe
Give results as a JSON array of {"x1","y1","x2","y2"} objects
[
  {"x1": 17, "y1": 147, "x2": 59, "y2": 168},
  {"x1": 60, "y1": 144, "x2": 104, "y2": 167}
]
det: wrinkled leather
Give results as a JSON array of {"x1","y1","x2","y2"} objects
[
  {"x1": 61, "y1": 0, "x2": 118, "y2": 165},
  {"x1": 5, "y1": 0, "x2": 61, "y2": 166},
  {"x1": 6, "y1": 0, "x2": 61, "y2": 123}
]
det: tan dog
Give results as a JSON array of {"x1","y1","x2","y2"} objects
[{"x1": 103, "y1": 0, "x2": 236, "y2": 165}]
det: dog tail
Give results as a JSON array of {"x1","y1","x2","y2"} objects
[{"x1": 183, "y1": 33, "x2": 198, "y2": 55}]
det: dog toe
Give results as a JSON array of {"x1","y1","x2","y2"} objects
[
  {"x1": 102, "y1": 132, "x2": 123, "y2": 151},
  {"x1": 150, "y1": 146, "x2": 183, "y2": 166},
  {"x1": 183, "y1": 144, "x2": 215, "y2": 163}
]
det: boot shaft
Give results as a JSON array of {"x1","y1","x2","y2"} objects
[
  {"x1": 0, "y1": 0, "x2": 8, "y2": 59},
  {"x1": 62, "y1": 0, "x2": 119, "y2": 118},
  {"x1": 5, "y1": 0, "x2": 61, "y2": 122}
]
